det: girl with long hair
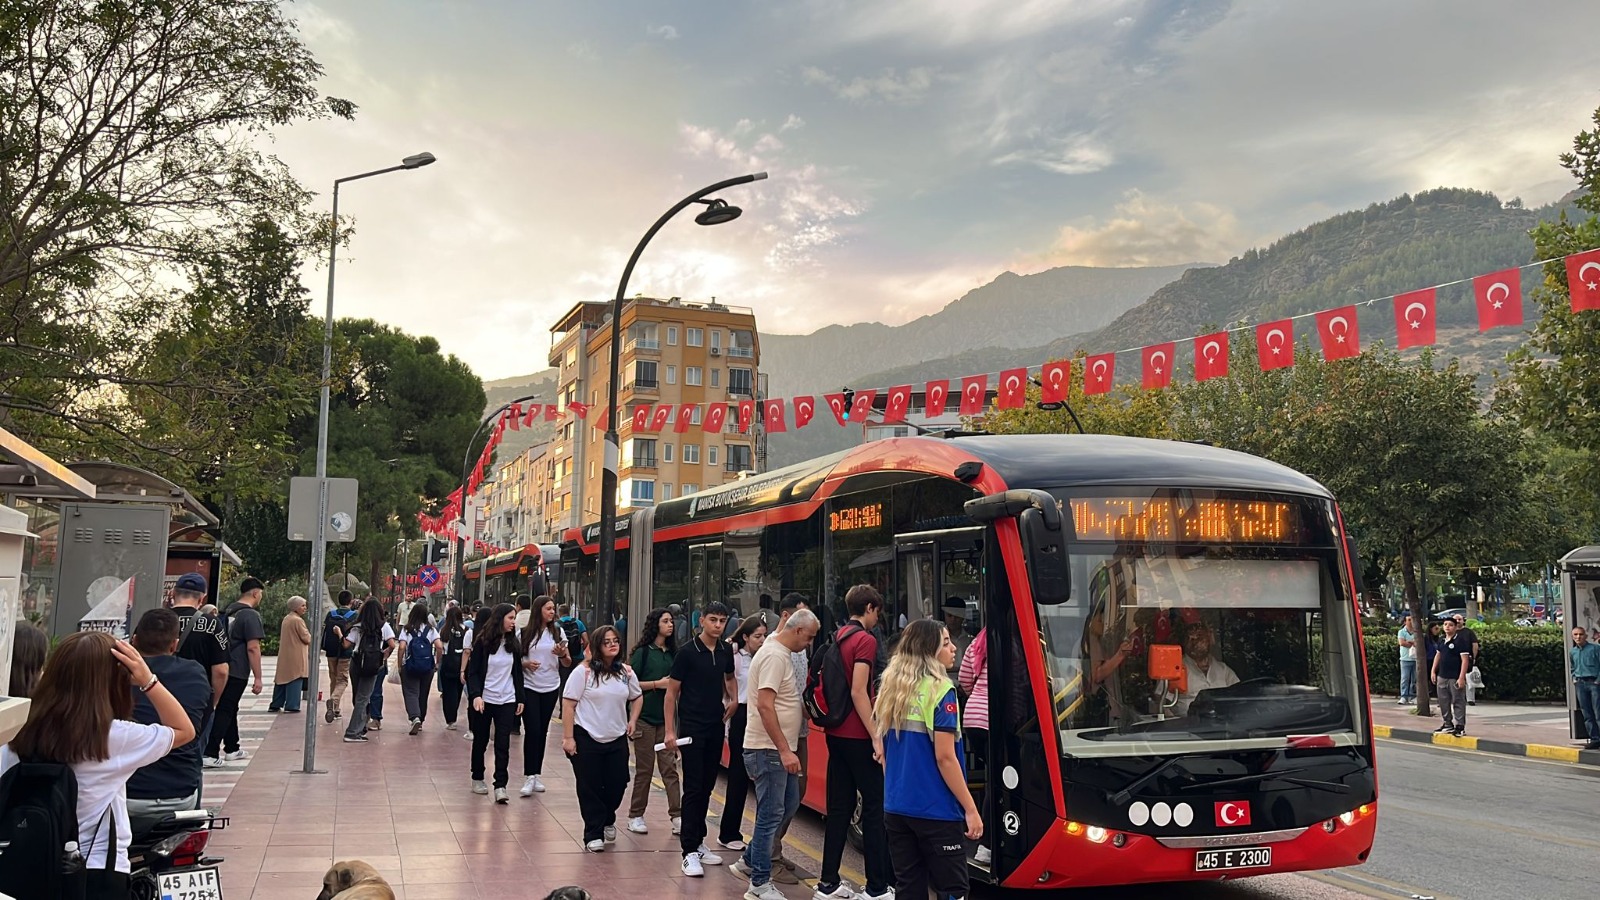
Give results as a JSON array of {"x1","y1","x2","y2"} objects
[
  {"x1": 466, "y1": 603, "x2": 526, "y2": 803},
  {"x1": 8, "y1": 621, "x2": 47, "y2": 698},
  {"x1": 399, "y1": 603, "x2": 443, "y2": 735},
  {"x1": 438, "y1": 604, "x2": 469, "y2": 731},
  {"x1": 626, "y1": 607, "x2": 682, "y2": 835},
  {"x1": 561, "y1": 624, "x2": 642, "y2": 852},
  {"x1": 518, "y1": 595, "x2": 570, "y2": 796},
  {"x1": 716, "y1": 615, "x2": 767, "y2": 852},
  {"x1": 465, "y1": 605, "x2": 494, "y2": 742},
  {"x1": 342, "y1": 599, "x2": 396, "y2": 743},
  {"x1": 1, "y1": 632, "x2": 196, "y2": 897},
  {"x1": 874, "y1": 619, "x2": 982, "y2": 900}
]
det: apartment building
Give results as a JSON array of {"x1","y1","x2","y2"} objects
[
  {"x1": 547, "y1": 296, "x2": 762, "y2": 533},
  {"x1": 479, "y1": 441, "x2": 548, "y2": 550}
]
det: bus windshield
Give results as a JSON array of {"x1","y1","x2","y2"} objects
[{"x1": 1034, "y1": 488, "x2": 1366, "y2": 758}]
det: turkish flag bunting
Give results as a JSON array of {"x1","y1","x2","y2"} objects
[
  {"x1": 997, "y1": 368, "x2": 1027, "y2": 409},
  {"x1": 631, "y1": 406, "x2": 650, "y2": 432},
  {"x1": 959, "y1": 375, "x2": 987, "y2": 415},
  {"x1": 764, "y1": 399, "x2": 787, "y2": 433},
  {"x1": 507, "y1": 404, "x2": 522, "y2": 430},
  {"x1": 850, "y1": 390, "x2": 877, "y2": 423},
  {"x1": 675, "y1": 404, "x2": 695, "y2": 433},
  {"x1": 1393, "y1": 288, "x2": 1437, "y2": 349},
  {"x1": 649, "y1": 404, "x2": 671, "y2": 432},
  {"x1": 823, "y1": 393, "x2": 848, "y2": 426},
  {"x1": 793, "y1": 396, "x2": 816, "y2": 428},
  {"x1": 544, "y1": 402, "x2": 559, "y2": 422},
  {"x1": 1256, "y1": 319, "x2": 1294, "y2": 371},
  {"x1": 704, "y1": 403, "x2": 727, "y2": 433},
  {"x1": 1040, "y1": 360, "x2": 1071, "y2": 403},
  {"x1": 1084, "y1": 353, "x2": 1115, "y2": 395},
  {"x1": 1141, "y1": 343, "x2": 1175, "y2": 389},
  {"x1": 1474, "y1": 268, "x2": 1524, "y2": 331},
  {"x1": 1566, "y1": 248, "x2": 1600, "y2": 312},
  {"x1": 566, "y1": 401, "x2": 589, "y2": 419},
  {"x1": 1193, "y1": 332, "x2": 1229, "y2": 381},
  {"x1": 884, "y1": 386, "x2": 912, "y2": 423},
  {"x1": 524, "y1": 405, "x2": 540, "y2": 427},
  {"x1": 1315, "y1": 305, "x2": 1361, "y2": 360},
  {"x1": 925, "y1": 380, "x2": 950, "y2": 417},
  {"x1": 737, "y1": 399, "x2": 755, "y2": 433}
]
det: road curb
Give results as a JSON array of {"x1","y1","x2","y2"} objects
[{"x1": 1373, "y1": 722, "x2": 1600, "y2": 764}]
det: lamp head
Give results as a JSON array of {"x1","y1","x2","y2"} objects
[
  {"x1": 695, "y1": 199, "x2": 743, "y2": 226},
  {"x1": 402, "y1": 152, "x2": 438, "y2": 169}
]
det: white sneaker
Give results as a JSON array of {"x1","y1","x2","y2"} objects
[
  {"x1": 813, "y1": 886, "x2": 859, "y2": 900},
  {"x1": 628, "y1": 817, "x2": 649, "y2": 834},
  {"x1": 472, "y1": 780, "x2": 489, "y2": 795},
  {"x1": 719, "y1": 838, "x2": 748, "y2": 851},
  {"x1": 202, "y1": 756, "x2": 223, "y2": 769},
  {"x1": 697, "y1": 845, "x2": 723, "y2": 866},
  {"x1": 587, "y1": 839, "x2": 606, "y2": 853},
  {"x1": 530, "y1": 774, "x2": 545, "y2": 793},
  {"x1": 863, "y1": 890, "x2": 894, "y2": 900},
  {"x1": 446, "y1": 722, "x2": 459, "y2": 731},
  {"x1": 682, "y1": 853, "x2": 705, "y2": 877},
  {"x1": 463, "y1": 731, "x2": 474, "y2": 741},
  {"x1": 731, "y1": 859, "x2": 753, "y2": 878},
  {"x1": 603, "y1": 825, "x2": 617, "y2": 842},
  {"x1": 222, "y1": 750, "x2": 249, "y2": 761},
  {"x1": 746, "y1": 883, "x2": 786, "y2": 900},
  {"x1": 671, "y1": 816, "x2": 682, "y2": 835},
  {"x1": 974, "y1": 844, "x2": 992, "y2": 865},
  {"x1": 520, "y1": 776, "x2": 539, "y2": 797}
]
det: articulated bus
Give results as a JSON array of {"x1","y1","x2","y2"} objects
[
  {"x1": 463, "y1": 543, "x2": 557, "y2": 607},
  {"x1": 561, "y1": 434, "x2": 1376, "y2": 889}
]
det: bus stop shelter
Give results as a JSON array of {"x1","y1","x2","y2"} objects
[{"x1": 1562, "y1": 545, "x2": 1600, "y2": 740}]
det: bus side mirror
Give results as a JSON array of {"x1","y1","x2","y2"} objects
[
  {"x1": 530, "y1": 572, "x2": 549, "y2": 597},
  {"x1": 965, "y1": 489, "x2": 1071, "y2": 606}
]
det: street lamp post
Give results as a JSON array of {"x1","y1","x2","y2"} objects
[
  {"x1": 455, "y1": 394, "x2": 542, "y2": 607},
  {"x1": 597, "y1": 173, "x2": 767, "y2": 625},
  {"x1": 302, "y1": 151, "x2": 436, "y2": 775}
]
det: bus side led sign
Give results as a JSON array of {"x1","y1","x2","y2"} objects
[
  {"x1": 1070, "y1": 497, "x2": 1297, "y2": 543},
  {"x1": 830, "y1": 502, "x2": 885, "y2": 533}
]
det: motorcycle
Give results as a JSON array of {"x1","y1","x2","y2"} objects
[{"x1": 128, "y1": 808, "x2": 228, "y2": 900}]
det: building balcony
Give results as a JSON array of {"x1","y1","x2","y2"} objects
[
  {"x1": 725, "y1": 460, "x2": 754, "y2": 473},
  {"x1": 727, "y1": 346, "x2": 754, "y2": 358},
  {"x1": 624, "y1": 339, "x2": 661, "y2": 356},
  {"x1": 626, "y1": 457, "x2": 658, "y2": 471},
  {"x1": 623, "y1": 379, "x2": 659, "y2": 396}
]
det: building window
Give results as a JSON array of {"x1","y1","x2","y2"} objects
[
  {"x1": 710, "y1": 329, "x2": 722, "y2": 351},
  {"x1": 667, "y1": 325, "x2": 678, "y2": 345},
  {"x1": 686, "y1": 366, "x2": 703, "y2": 386},
  {"x1": 660, "y1": 483, "x2": 673, "y2": 501},
  {"x1": 710, "y1": 368, "x2": 720, "y2": 388},
  {"x1": 708, "y1": 445, "x2": 718, "y2": 467},
  {"x1": 633, "y1": 360, "x2": 658, "y2": 388},
  {"x1": 691, "y1": 406, "x2": 703, "y2": 425},
  {"x1": 683, "y1": 483, "x2": 699, "y2": 495},
  {"x1": 663, "y1": 442, "x2": 673, "y2": 463},
  {"x1": 629, "y1": 438, "x2": 657, "y2": 468},
  {"x1": 565, "y1": 346, "x2": 577, "y2": 366},
  {"x1": 665, "y1": 365, "x2": 676, "y2": 385},
  {"x1": 726, "y1": 444, "x2": 753, "y2": 472},
  {"x1": 729, "y1": 330, "x2": 755, "y2": 358},
  {"x1": 629, "y1": 480, "x2": 655, "y2": 505},
  {"x1": 728, "y1": 367, "x2": 753, "y2": 396},
  {"x1": 687, "y1": 327, "x2": 703, "y2": 347},
  {"x1": 683, "y1": 444, "x2": 700, "y2": 464}
]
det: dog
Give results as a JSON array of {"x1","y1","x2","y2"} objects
[
  {"x1": 317, "y1": 860, "x2": 396, "y2": 900},
  {"x1": 544, "y1": 889, "x2": 591, "y2": 900}
]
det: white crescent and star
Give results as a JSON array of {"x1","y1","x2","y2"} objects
[
  {"x1": 1219, "y1": 803, "x2": 1245, "y2": 826},
  {"x1": 1091, "y1": 359, "x2": 1108, "y2": 381},
  {"x1": 1404, "y1": 301, "x2": 1429, "y2": 328},
  {"x1": 1266, "y1": 328, "x2": 1286, "y2": 354},
  {"x1": 1487, "y1": 282, "x2": 1510, "y2": 309},
  {"x1": 1005, "y1": 375, "x2": 1021, "y2": 396},
  {"x1": 1327, "y1": 315, "x2": 1350, "y2": 343},
  {"x1": 1150, "y1": 350, "x2": 1167, "y2": 375},
  {"x1": 1048, "y1": 366, "x2": 1064, "y2": 385},
  {"x1": 1202, "y1": 340, "x2": 1221, "y2": 361},
  {"x1": 1579, "y1": 261, "x2": 1600, "y2": 291}
]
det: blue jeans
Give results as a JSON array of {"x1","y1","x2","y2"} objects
[
  {"x1": 1576, "y1": 679, "x2": 1600, "y2": 744},
  {"x1": 742, "y1": 749, "x2": 801, "y2": 887},
  {"x1": 1399, "y1": 659, "x2": 1416, "y2": 701},
  {"x1": 270, "y1": 678, "x2": 305, "y2": 711}
]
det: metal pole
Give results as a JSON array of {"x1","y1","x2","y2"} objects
[{"x1": 302, "y1": 179, "x2": 340, "y2": 775}]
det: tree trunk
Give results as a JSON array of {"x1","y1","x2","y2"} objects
[{"x1": 1400, "y1": 541, "x2": 1431, "y2": 717}]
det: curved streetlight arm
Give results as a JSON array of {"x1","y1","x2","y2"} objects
[{"x1": 454, "y1": 392, "x2": 542, "y2": 604}]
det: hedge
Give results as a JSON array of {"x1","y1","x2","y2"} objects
[{"x1": 1359, "y1": 626, "x2": 1566, "y2": 702}]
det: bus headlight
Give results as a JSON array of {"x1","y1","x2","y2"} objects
[
  {"x1": 1085, "y1": 826, "x2": 1109, "y2": 844},
  {"x1": 1338, "y1": 811, "x2": 1356, "y2": 826}
]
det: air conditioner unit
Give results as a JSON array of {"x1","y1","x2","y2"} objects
[{"x1": 710, "y1": 347, "x2": 721, "y2": 356}]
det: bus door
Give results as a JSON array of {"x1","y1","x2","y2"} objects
[{"x1": 688, "y1": 541, "x2": 724, "y2": 636}]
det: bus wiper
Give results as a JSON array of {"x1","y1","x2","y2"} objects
[
  {"x1": 1177, "y1": 772, "x2": 1351, "y2": 794},
  {"x1": 1110, "y1": 753, "x2": 1207, "y2": 805}
]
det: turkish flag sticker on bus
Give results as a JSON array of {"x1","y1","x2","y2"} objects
[
  {"x1": 703, "y1": 403, "x2": 727, "y2": 433},
  {"x1": 1141, "y1": 342, "x2": 1175, "y2": 390},
  {"x1": 959, "y1": 375, "x2": 987, "y2": 415},
  {"x1": 631, "y1": 405, "x2": 651, "y2": 432},
  {"x1": 823, "y1": 393, "x2": 848, "y2": 426},
  {"x1": 1040, "y1": 360, "x2": 1070, "y2": 403},
  {"x1": 1392, "y1": 288, "x2": 1437, "y2": 349},
  {"x1": 1315, "y1": 305, "x2": 1360, "y2": 361},
  {"x1": 997, "y1": 368, "x2": 1027, "y2": 409},
  {"x1": 925, "y1": 380, "x2": 950, "y2": 417},
  {"x1": 1193, "y1": 332, "x2": 1229, "y2": 382},
  {"x1": 884, "y1": 386, "x2": 912, "y2": 423},
  {"x1": 675, "y1": 404, "x2": 696, "y2": 433},
  {"x1": 793, "y1": 396, "x2": 816, "y2": 428},
  {"x1": 850, "y1": 389, "x2": 877, "y2": 424},
  {"x1": 649, "y1": 404, "x2": 672, "y2": 432},
  {"x1": 1474, "y1": 267, "x2": 1524, "y2": 331},
  {"x1": 1256, "y1": 319, "x2": 1294, "y2": 371},
  {"x1": 764, "y1": 399, "x2": 787, "y2": 433},
  {"x1": 1566, "y1": 248, "x2": 1600, "y2": 312},
  {"x1": 737, "y1": 399, "x2": 756, "y2": 433},
  {"x1": 1214, "y1": 801, "x2": 1251, "y2": 828},
  {"x1": 1084, "y1": 353, "x2": 1115, "y2": 395}
]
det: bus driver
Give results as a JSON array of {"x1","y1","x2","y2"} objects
[{"x1": 1173, "y1": 621, "x2": 1239, "y2": 715}]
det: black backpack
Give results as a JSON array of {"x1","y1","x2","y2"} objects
[
  {"x1": 354, "y1": 627, "x2": 385, "y2": 678},
  {"x1": 0, "y1": 761, "x2": 88, "y2": 900},
  {"x1": 805, "y1": 623, "x2": 867, "y2": 729},
  {"x1": 321, "y1": 610, "x2": 348, "y2": 656},
  {"x1": 559, "y1": 617, "x2": 585, "y2": 664}
]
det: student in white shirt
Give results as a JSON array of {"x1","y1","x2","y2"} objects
[
  {"x1": 1, "y1": 631, "x2": 196, "y2": 897},
  {"x1": 341, "y1": 600, "x2": 397, "y2": 743},
  {"x1": 718, "y1": 615, "x2": 767, "y2": 852},
  {"x1": 1174, "y1": 622, "x2": 1239, "y2": 715},
  {"x1": 398, "y1": 604, "x2": 444, "y2": 735},
  {"x1": 518, "y1": 596, "x2": 570, "y2": 797},
  {"x1": 561, "y1": 625, "x2": 643, "y2": 853},
  {"x1": 467, "y1": 603, "x2": 526, "y2": 803}
]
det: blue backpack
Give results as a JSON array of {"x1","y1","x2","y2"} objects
[{"x1": 403, "y1": 626, "x2": 436, "y2": 675}]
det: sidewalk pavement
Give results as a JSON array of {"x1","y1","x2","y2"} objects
[{"x1": 1368, "y1": 693, "x2": 1600, "y2": 765}]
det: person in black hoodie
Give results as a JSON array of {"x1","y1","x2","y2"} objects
[
  {"x1": 203, "y1": 578, "x2": 264, "y2": 767},
  {"x1": 467, "y1": 602, "x2": 527, "y2": 803}
]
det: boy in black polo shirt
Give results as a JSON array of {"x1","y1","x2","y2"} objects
[
  {"x1": 1431, "y1": 618, "x2": 1472, "y2": 737},
  {"x1": 664, "y1": 601, "x2": 736, "y2": 877}
]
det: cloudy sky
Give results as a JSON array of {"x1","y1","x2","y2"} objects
[{"x1": 271, "y1": 0, "x2": 1600, "y2": 380}]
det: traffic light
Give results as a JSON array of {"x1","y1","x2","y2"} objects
[
  {"x1": 841, "y1": 387, "x2": 855, "y2": 420},
  {"x1": 427, "y1": 541, "x2": 449, "y2": 565}
]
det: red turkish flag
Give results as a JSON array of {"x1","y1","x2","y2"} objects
[
  {"x1": 1214, "y1": 801, "x2": 1251, "y2": 828},
  {"x1": 507, "y1": 404, "x2": 523, "y2": 430},
  {"x1": 566, "y1": 401, "x2": 590, "y2": 419},
  {"x1": 631, "y1": 406, "x2": 650, "y2": 432},
  {"x1": 523, "y1": 404, "x2": 541, "y2": 427},
  {"x1": 764, "y1": 399, "x2": 787, "y2": 433},
  {"x1": 675, "y1": 403, "x2": 695, "y2": 434},
  {"x1": 1256, "y1": 320, "x2": 1294, "y2": 371},
  {"x1": 925, "y1": 380, "x2": 950, "y2": 417},
  {"x1": 959, "y1": 375, "x2": 987, "y2": 415},
  {"x1": 1474, "y1": 268, "x2": 1523, "y2": 331},
  {"x1": 545, "y1": 402, "x2": 559, "y2": 422},
  {"x1": 737, "y1": 399, "x2": 755, "y2": 432},
  {"x1": 997, "y1": 368, "x2": 1027, "y2": 409},
  {"x1": 1141, "y1": 342, "x2": 1176, "y2": 390},
  {"x1": 1393, "y1": 288, "x2": 1437, "y2": 349},
  {"x1": 1084, "y1": 353, "x2": 1115, "y2": 395},
  {"x1": 850, "y1": 389, "x2": 877, "y2": 423},
  {"x1": 793, "y1": 396, "x2": 817, "y2": 428},
  {"x1": 703, "y1": 403, "x2": 727, "y2": 433},
  {"x1": 1315, "y1": 305, "x2": 1361, "y2": 361},
  {"x1": 649, "y1": 404, "x2": 671, "y2": 432},
  {"x1": 823, "y1": 393, "x2": 848, "y2": 426},
  {"x1": 1040, "y1": 360, "x2": 1071, "y2": 403},
  {"x1": 1566, "y1": 249, "x2": 1600, "y2": 312},
  {"x1": 1193, "y1": 332, "x2": 1229, "y2": 382},
  {"x1": 884, "y1": 386, "x2": 912, "y2": 423}
]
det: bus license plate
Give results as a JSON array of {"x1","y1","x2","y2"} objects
[
  {"x1": 1195, "y1": 847, "x2": 1271, "y2": 872},
  {"x1": 158, "y1": 866, "x2": 223, "y2": 900}
]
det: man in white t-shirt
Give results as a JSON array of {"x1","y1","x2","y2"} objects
[
  {"x1": 736, "y1": 608, "x2": 820, "y2": 899},
  {"x1": 1174, "y1": 622, "x2": 1239, "y2": 716}
]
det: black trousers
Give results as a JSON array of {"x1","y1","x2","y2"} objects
[
  {"x1": 720, "y1": 704, "x2": 751, "y2": 843},
  {"x1": 570, "y1": 726, "x2": 630, "y2": 842},
  {"x1": 471, "y1": 702, "x2": 518, "y2": 788},
  {"x1": 677, "y1": 727, "x2": 726, "y2": 856},
  {"x1": 521, "y1": 688, "x2": 560, "y2": 776},
  {"x1": 822, "y1": 735, "x2": 892, "y2": 894},
  {"x1": 439, "y1": 672, "x2": 464, "y2": 725},
  {"x1": 886, "y1": 813, "x2": 969, "y2": 900},
  {"x1": 204, "y1": 676, "x2": 247, "y2": 757}
]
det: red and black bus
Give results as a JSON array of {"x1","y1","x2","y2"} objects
[
  {"x1": 463, "y1": 543, "x2": 556, "y2": 607},
  {"x1": 562, "y1": 434, "x2": 1376, "y2": 889}
]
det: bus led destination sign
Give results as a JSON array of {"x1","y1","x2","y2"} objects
[
  {"x1": 830, "y1": 502, "x2": 884, "y2": 533},
  {"x1": 1071, "y1": 497, "x2": 1298, "y2": 544}
]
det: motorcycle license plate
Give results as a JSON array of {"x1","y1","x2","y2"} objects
[
  {"x1": 159, "y1": 866, "x2": 223, "y2": 900},
  {"x1": 1194, "y1": 847, "x2": 1271, "y2": 873}
]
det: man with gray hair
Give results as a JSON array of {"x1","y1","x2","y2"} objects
[
  {"x1": 769, "y1": 594, "x2": 814, "y2": 882},
  {"x1": 732, "y1": 604, "x2": 820, "y2": 899}
]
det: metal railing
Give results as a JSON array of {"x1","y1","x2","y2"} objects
[
  {"x1": 727, "y1": 346, "x2": 754, "y2": 358},
  {"x1": 625, "y1": 338, "x2": 661, "y2": 354}
]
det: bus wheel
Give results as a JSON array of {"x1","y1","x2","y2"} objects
[{"x1": 848, "y1": 799, "x2": 864, "y2": 851}]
